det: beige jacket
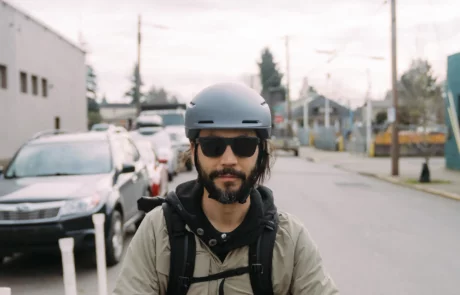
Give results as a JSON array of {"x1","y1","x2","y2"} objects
[{"x1": 113, "y1": 205, "x2": 339, "y2": 294}]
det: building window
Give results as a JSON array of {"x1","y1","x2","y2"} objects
[
  {"x1": 31, "y1": 75, "x2": 38, "y2": 95},
  {"x1": 0, "y1": 65, "x2": 7, "y2": 89},
  {"x1": 20, "y1": 72, "x2": 27, "y2": 93},
  {"x1": 42, "y1": 78, "x2": 48, "y2": 97},
  {"x1": 55, "y1": 116, "x2": 60, "y2": 130}
]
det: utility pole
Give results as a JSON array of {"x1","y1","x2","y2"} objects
[
  {"x1": 285, "y1": 35, "x2": 293, "y2": 137},
  {"x1": 390, "y1": 0, "x2": 399, "y2": 175},
  {"x1": 136, "y1": 14, "x2": 142, "y2": 116},
  {"x1": 347, "y1": 99, "x2": 353, "y2": 130},
  {"x1": 366, "y1": 68, "x2": 372, "y2": 156},
  {"x1": 303, "y1": 78, "x2": 309, "y2": 131}
]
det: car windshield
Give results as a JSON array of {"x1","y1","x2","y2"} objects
[
  {"x1": 92, "y1": 124, "x2": 110, "y2": 131},
  {"x1": 136, "y1": 122, "x2": 162, "y2": 128},
  {"x1": 137, "y1": 127, "x2": 161, "y2": 135},
  {"x1": 5, "y1": 141, "x2": 112, "y2": 178},
  {"x1": 159, "y1": 113, "x2": 184, "y2": 126}
]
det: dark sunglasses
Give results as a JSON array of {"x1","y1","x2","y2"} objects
[{"x1": 196, "y1": 136, "x2": 260, "y2": 158}]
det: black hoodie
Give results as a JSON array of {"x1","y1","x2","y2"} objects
[{"x1": 167, "y1": 180, "x2": 278, "y2": 262}]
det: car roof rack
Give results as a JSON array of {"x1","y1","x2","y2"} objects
[{"x1": 30, "y1": 129, "x2": 69, "y2": 141}]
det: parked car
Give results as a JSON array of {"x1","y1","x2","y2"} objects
[
  {"x1": 133, "y1": 140, "x2": 168, "y2": 197},
  {"x1": 91, "y1": 123, "x2": 127, "y2": 134},
  {"x1": 140, "y1": 109, "x2": 185, "y2": 127},
  {"x1": 165, "y1": 126, "x2": 192, "y2": 171},
  {"x1": 129, "y1": 128, "x2": 179, "y2": 181},
  {"x1": 0, "y1": 130, "x2": 150, "y2": 266},
  {"x1": 135, "y1": 114, "x2": 163, "y2": 129}
]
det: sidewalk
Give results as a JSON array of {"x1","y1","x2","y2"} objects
[{"x1": 299, "y1": 146, "x2": 460, "y2": 201}]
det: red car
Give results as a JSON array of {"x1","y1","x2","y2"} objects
[{"x1": 133, "y1": 140, "x2": 169, "y2": 197}]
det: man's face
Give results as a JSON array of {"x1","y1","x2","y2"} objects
[{"x1": 193, "y1": 129, "x2": 259, "y2": 204}]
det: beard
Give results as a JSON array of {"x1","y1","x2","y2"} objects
[{"x1": 195, "y1": 160, "x2": 258, "y2": 204}]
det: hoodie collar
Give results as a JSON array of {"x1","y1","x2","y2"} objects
[{"x1": 168, "y1": 180, "x2": 277, "y2": 254}]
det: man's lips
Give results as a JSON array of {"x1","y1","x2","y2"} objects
[{"x1": 217, "y1": 174, "x2": 239, "y2": 180}]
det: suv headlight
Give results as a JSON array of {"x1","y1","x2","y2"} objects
[{"x1": 59, "y1": 193, "x2": 103, "y2": 216}]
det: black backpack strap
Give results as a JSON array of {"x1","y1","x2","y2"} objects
[
  {"x1": 137, "y1": 196, "x2": 165, "y2": 213},
  {"x1": 161, "y1": 190, "x2": 279, "y2": 295},
  {"x1": 163, "y1": 197, "x2": 196, "y2": 295},
  {"x1": 248, "y1": 218, "x2": 278, "y2": 295}
]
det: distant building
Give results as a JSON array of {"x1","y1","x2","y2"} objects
[
  {"x1": 291, "y1": 95, "x2": 352, "y2": 130},
  {"x1": 354, "y1": 99, "x2": 392, "y2": 124},
  {"x1": 99, "y1": 103, "x2": 136, "y2": 127},
  {"x1": 0, "y1": 1, "x2": 86, "y2": 162}
]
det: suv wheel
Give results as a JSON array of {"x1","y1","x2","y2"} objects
[{"x1": 106, "y1": 210, "x2": 124, "y2": 266}]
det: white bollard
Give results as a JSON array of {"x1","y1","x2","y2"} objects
[
  {"x1": 0, "y1": 287, "x2": 11, "y2": 295},
  {"x1": 58, "y1": 238, "x2": 78, "y2": 295},
  {"x1": 92, "y1": 213, "x2": 108, "y2": 295}
]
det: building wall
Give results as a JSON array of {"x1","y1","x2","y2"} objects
[
  {"x1": 99, "y1": 105, "x2": 136, "y2": 129},
  {"x1": 99, "y1": 105, "x2": 136, "y2": 122},
  {"x1": 445, "y1": 53, "x2": 460, "y2": 170},
  {"x1": 0, "y1": 1, "x2": 86, "y2": 160}
]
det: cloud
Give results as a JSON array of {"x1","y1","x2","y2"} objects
[{"x1": 7, "y1": 0, "x2": 460, "y2": 106}]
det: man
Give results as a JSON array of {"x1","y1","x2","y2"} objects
[{"x1": 113, "y1": 83, "x2": 339, "y2": 294}]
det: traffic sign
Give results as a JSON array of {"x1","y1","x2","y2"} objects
[{"x1": 274, "y1": 115, "x2": 284, "y2": 123}]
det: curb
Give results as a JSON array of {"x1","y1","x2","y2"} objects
[
  {"x1": 339, "y1": 166, "x2": 460, "y2": 202},
  {"x1": 302, "y1": 151, "x2": 460, "y2": 201},
  {"x1": 371, "y1": 174, "x2": 460, "y2": 201}
]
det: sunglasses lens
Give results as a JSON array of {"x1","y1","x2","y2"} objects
[
  {"x1": 199, "y1": 138, "x2": 227, "y2": 157},
  {"x1": 232, "y1": 137, "x2": 259, "y2": 157}
]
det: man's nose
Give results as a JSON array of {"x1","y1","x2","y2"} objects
[{"x1": 220, "y1": 145, "x2": 238, "y2": 166}]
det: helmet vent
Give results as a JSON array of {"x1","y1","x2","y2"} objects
[
  {"x1": 242, "y1": 120, "x2": 259, "y2": 124},
  {"x1": 198, "y1": 120, "x2": 214, "y2": 124},
  {"x1": 261, "y1": 101, "x2": 267, "y2": 106}
]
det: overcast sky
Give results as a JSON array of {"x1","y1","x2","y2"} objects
[{"x1": 8, "y1": 0, "x2": 460, "y2": 107}]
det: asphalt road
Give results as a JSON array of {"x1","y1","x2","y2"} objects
[{"x1": 1, "y1": 154, "x2": 459, "y2": 294}]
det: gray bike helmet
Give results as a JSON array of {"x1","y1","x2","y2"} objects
[{"x1": 185, "y1": 82, "x2": 272, "y2": 140}]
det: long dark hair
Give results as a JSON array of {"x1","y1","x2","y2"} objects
[{"x1": 254, "y1": 139, "x2": 276, "y2": 185}]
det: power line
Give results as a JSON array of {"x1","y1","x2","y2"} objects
[
  {"x1": 427, "y1": 0, "x2": 446, "y2": 60},
  {"x1": 307, "y1": 0, "x2": 389, "y2": 75}
]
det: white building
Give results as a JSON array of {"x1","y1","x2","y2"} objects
[{"x1": 0, "y1": 0, "x2": 86, "y2": 162}]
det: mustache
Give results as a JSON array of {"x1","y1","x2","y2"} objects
[{"x1": 209, "y1": 168, "x2": 246, "y2": 180}]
